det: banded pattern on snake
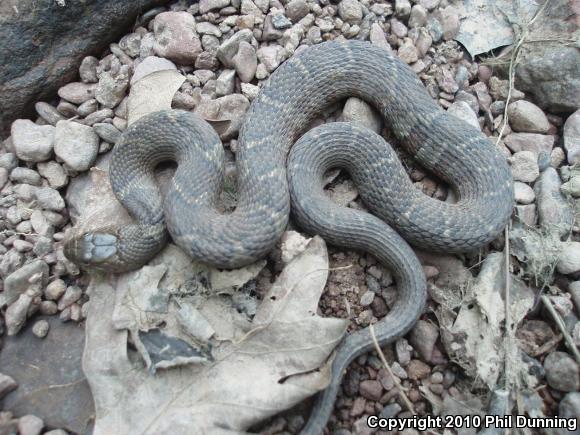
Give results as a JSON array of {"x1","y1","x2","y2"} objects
[{"x1": 64, "y1": 40, "x2": 513, "y2": 433}]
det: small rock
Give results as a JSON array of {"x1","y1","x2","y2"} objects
[
  {"x1": 510, "y1": 151, "x2": 539, "y2": 183},
  {"x1": 35, "y1": 187, "x2": 65, "y2": 211},
  {"x1": 217, "y1": 29, "x2": 253, "y2": 68},
  {"x1": 534, "y1": 167, "x2": 573, "y2": 235},
  {"x1": 57, "y1": 82, "x2": 96, "y2": 105},
  {"x1": 77, "y1": 99, "x2": 98, "y2": 117},
  {"x1": 0, "y1": 373, "x2": 17, "y2": 399},
  {"x1": 45, "y1": 279, "x2": 67, "y2": 301},
  {"x1": 79, "y1": 56, "x2": 99, "y2": 83},
  {"x1": 37, "y1": 161, "x2": 68, "y2": 189},
  {"x1": 551, "y1": 147, "x2": 566, "y2": 168},
  {"x1": 195, "y1": 51, "x2": 219, "y2": 70},
  {"x1": 359, "y1": 380, "x2": 383, "y2": 401},
  {"x1": 1, "y1": 260, "x2": 48, "y2": 307},
  {"x1": 360, "y1": 290, "x2": 375, "y2": 306},
  {"x1": 409, "y1": 320, "x2": 439, "y2": 361},
  {"x1": 514, "y1": 181, "x2": 535, "y2": 204},
  {"x1": 395, "y1": 0, "x2": 411, "y2": 17},
  {"x1": 54, "y1": 121, "x2": 99, "y2": 171},
  {"x1": 32, "y1": 320, "x2": 50, "y2": 339},
  {"x1": 241, "y1": 83, "x2": 260, "y2": 100},
  {"x1": 35, "y1": 102, "x2": 65, "y2": 126},
  {"x1": 153, "y1": 12, "x2": 202, "y2": 64},
  {"x1": 0, "y1": 152, "x2": 18, "y2": 170},
  {"x1": 398, "y1": 39, "x2": 418, "y2": 64},
  {"x1": 216, "y1": 69, "x2": 236, "y2": 96},
  {"x1": 407, "y1": 359, "x2": 431, "y2": 380},
  {"x1": 5, "y1": 292, "x2": 34, "y2": 336},
  {"x1": 199, "y1": 0, "x2": 230, "y2": 14},
  {"x1": 544, "y1": 351, "x2": 579, "y2": 392},
  {"x1": 390, "y1": 18, "x2": 408, "y2": 38},
  {"x1": 341, "y1": 97, "x2": 382, "y2": 133},
  {"x1": 395, "y1": 338, "x2": 412, "y2": 365},
  {"x1": 57, "y1": 286, "x2": 83, "y2": 311},
  {"x1": 232, "y1": 41, "x2": 258, "y2": 83},
  {"x1": 93, "y1": 123, "x2": 121, "y2": 144},
  {"x1": 257, "y1": 45, "x2": 283, "y2": 72},
  {"x1": 504, "y1": 133, "x2": 555, "y2": 156},
  {"x1": 561, "y1": 177, "x2": 580, "y2": 198},
  {"x1": 95, "y1": 68, "x2": 129, "y2": 109},
  {"x1": 338, "y1": 0, "x2": 363, "y2": 24},
  {"x1": 132, "y1": 56, "x2": 177, "y2": 85},
  {"x1": 507, "y1": 100, "x2": 551, "y2": 134},
  {"x1": 285, "y1": 0, "x2": 309, "y2": 22},
  {"x1": 408, "y1": 5, "x2": 427, "y2": 28},
  {"x1": 559, "y1": 392, "x2": 580, "y2": 427},
  {"x1": 10, "y1": 167, "x2": 41, "y2": 185},
  {"x1": 369, "y1": 23, "x2": 391, "y2": 52},
  {"x1": 557, "y1": 242, "x2": 580, "y2": 275},
  {"x1": 447, "y1": 101, "x2": 479, "y2": 130},
  {"x1": 10, "y1": 120, "x2": 55, "y2": 162},
  {"x1": 380, "y1": 403, "x2": 402, "y2": 418},
  {"x1": 271, "y1": 12, "x2": 292, "y2": 30},
  {"x1": 439, "y1": 5, "x2": 459, "y2": 40},
  {"x1": 350, "y1": 396, "x2": 366, "y2": 417},
  {"x1": 17, "y1": 415, "x2": 44, "y2": 435},
  {"x1": 564, "y1": 109, "x2": 580, "y2": 165}
]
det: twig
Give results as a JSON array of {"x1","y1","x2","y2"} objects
[
  {"x1": 540, "y1": 295, "x2": 580, "y2": 364},
  {"x1": 368, "y1": 324, "x2": 415, "y2": 414},
  {"x1": 495, "y1": 0, "x2": 552, "y2": 147}
]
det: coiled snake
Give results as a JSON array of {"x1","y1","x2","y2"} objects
[{"x1": 65, "y1": 40, "x2": 513, "y2": 433}]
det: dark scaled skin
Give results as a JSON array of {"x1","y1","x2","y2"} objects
[{"x1": 64, "y1": 40, "x2": 514, "y2": 433}]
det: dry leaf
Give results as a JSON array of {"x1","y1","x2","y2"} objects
[
  {"x1": 83, "y1": 236, "x2": 348, "y2": 435},
  {"x1": 127, "y1": 69, "x2": 185, "y2": 125}
]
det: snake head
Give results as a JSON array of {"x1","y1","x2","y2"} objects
[{"x1": 64, "y1": 230, "x2": 120, "y2": 272}]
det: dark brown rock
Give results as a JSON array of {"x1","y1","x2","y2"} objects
[{"x1": 0, "y1": 0, "x2": 169, "y2": 138}]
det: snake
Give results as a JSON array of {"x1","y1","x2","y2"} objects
[{"x1": 64, "y1": 40, "x2": 514, "y2": 433}]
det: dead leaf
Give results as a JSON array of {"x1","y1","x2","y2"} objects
[
  {"x1": 128, "y1": 69, "x2": 185, "y2": 125},
  {"x1": 456, "y1": 0, "x2": 539, "y2": 58},
  {"x1": 439, "y1": 253, "x2": 534, "y2": 390},
  {"x1": 83, "y1": 236, "x2": 348, "y2": 435}
]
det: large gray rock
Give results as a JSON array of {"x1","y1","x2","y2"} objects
[
  {"x1": 0, "y1": 316, "x2": 94, "y2": 434},
  {"x1": 507, "y1": 0, "x2": 579, "y2": 112},
  {"x1": 0, "y1": 0, "x2": 169, "y2": 138}
]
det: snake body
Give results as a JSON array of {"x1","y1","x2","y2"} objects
[{"x1": 64, "y1": 40, "x2": 513, "y2": 433}]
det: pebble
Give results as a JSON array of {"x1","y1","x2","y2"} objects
[
  {"x1": 359, "y1": 380, "x2": 383, "y2": 401},
  {"x1": 341, "y1": 97, "x2": 382, "y2": 134},
  {"x1": 39, "y1": 301, "x2": 58, "y2": 316},
  {"x1": 409, "y1": 320, "x2": 439, "y2": 361},
  {"x1": 232, "y1": 41, "x2": 258, "y2": 83},
  {"x1": 398, "y1": 39, "x2": 419, "y2": 64},
  {"x1": 131, "y1": 56, "x2": 176, "y2": 84},
  {"x1": 406, "y1": 359, "x2": 431, "y2": 380},
  {"x1": 380, "y1": 403, "x2": 402, "y2": 419},
  {"x1": 504, "y1": 132, "x2": 555, "y2": 156},
  {"x1": 551, "y1": 147, "x2": 566, "y2": 168},
  {"x1": 369, "y1": 23, "x2": 391, "y2": 51},
  {"x1": 0, "y1": 167, "x2": 7, "y2": 188},
  {"x1": 199, "y1": 0, "x2": 230, "y2": 14},
  {"x1": 447, "y1": 101, "x2": 479, "y2": 130},
  {"x1": 241, "y1": 83, "x2": 260, "y2": 100},
  {"x1": 0, "y1": 153, "x2": 18, "y2": 170},
  {"x1": 83, "y1": 108, "x2": 114, "y2": 126},
  {"x1": 534, "y1": 167, "x2": 574, "y2": 235},
  {"x1": 395, "y1": 0, "x2": 411, "y2": 17},
  {"x1": 216, "y1": 69, "x2": 236, "y2": 96},
  {"x1": 44, "y1": 430, "x2": 68, "y2": 435},
  {"x1": 271, "y1": 12, "x2": 292, "y2": 30},
  {"x1": 45, "y1": 279, "x2": 67, "y2": 301},
  {"x1": 57, "y1": 285, "x2": 83, "y2": 310},
  {"x1": 408, "y1": 5, "x2": 427, "y2": 28},
  {"x1": 544, "y1": 351, "x2": 579, "y2": 392},
  {"x1": 196, "y1": 22, "x2": 222, "y2": 37},
  {"x1": 0, "y1": 373, "x2": 17, "y2": 399},
  {"x1": 17, "y1": 415, "x2": 44, "y2": 435},
  {"x1": 5, "y1": 291, "x2": 34, "y2": 335},
  {"x1": 79, "y1": 56, "x2": 99, "y2": 83},
  {"x1": 510, "y1": 151, "x2": 539, "y2": 183},
  {"x1": 395, "y1": 338, "x2": 412, "y2": 365},
  {"x1": 37, "y1": 161, "x2": 68, "y2": 189},
  {"x1": 359, "y1": 290, "x2": 375, "y2": 306},
  {"x1": 513, "y1": 181, "x2": 535, "y2": 204},
  {"x1": 32, "y1": 320, "x2": 50, "y2": 338},
  {"x1": 338, "y1": 0, "x2": 363, "y2": 24},
  {"x1": 35, "y1": 187, "x2": 65, "y2": 211},
  {"x1": 77, "y1": 99, "x2": 98, "y2": 117},
  {"x1": 561, "y1": 176, "x2": 580, "y2": 197},
  {"x1": 507, "y1": 100, "x2": 551, "y2": 134},
  {"x1": 557, "y1": 242, "x2": 580, "y2": 275},
  {"x1": 35, "y1": 102, "x2": 65, "y2": 126},
  {"x1": 10, "y1": 120, "x2": 55, "y2": 162},
  {"x1": 1, "y1": 260, "x2": 48, "y2": 307},
  {"x1": 559, "y1": 392, "x2": 580, "y2": 424},
  {"x1": 10, "y1": 167, "x2": 41, "y2": 185},
  {"x1": 95, "y1": 68, "x2": 129, "y2": 109},
  {"x1": 516, "y1": 204, "x2": 536, "y2": 225},
  {"x1": 93, "y1": 123, "x2": 121, "y2": 144},
  {"x1": 564, "y1": 109, "x2": 580, "y2": 165},
  {"x1": 439, "y1": 6, "x2": 459, "y2": 40},
  {"x1": 217, "y1": 29, "x2": 253, "y2": 67},
  {"x1": 285, "y1": 0, "x2": 309, "y2": 22},
  {"x1": 57, "y1": 82, "x2": 97, "y2": 105},
  {"x1": 54, "y1": 120, "x2": 99, "y2": 171},
  {"x1": 153, "y1": 12, "x2": 202, "y2": 64}
]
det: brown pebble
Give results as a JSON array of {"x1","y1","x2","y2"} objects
[
  {"x1": 350, "y1": 396, "x2": 366, "y2": 417},
  {"x1": 407, "y1": 359, "x2": 431, "y2": 380},
  {"x1": 359, "y1": 380, "x2": 383, "y2": 401}
]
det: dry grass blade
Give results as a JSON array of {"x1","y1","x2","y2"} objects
[
  {"x1": 368, "y1": 324, "x2": 415, "y2": 414},
  {"x1": 540, "y1": 295, "x2": 580, "y2": 364}
]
